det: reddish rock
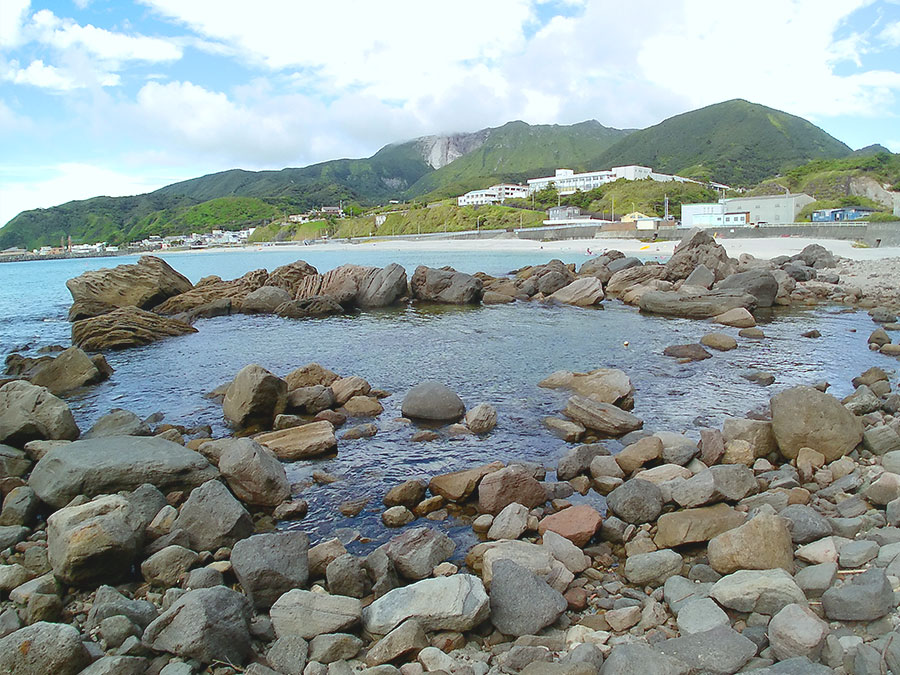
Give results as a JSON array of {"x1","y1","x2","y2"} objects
[
  {"x1": 477, "y1": 465, "x2": 546, "y2": 515},
  {"x1": 565, "y1": 587, "x2": 590, "y2": 611},
  {"x1": 315, "y1": 410, "x2": 347, "y2": 427},
  {"x1": 428, "y1": 462, "x2": 503, "y2": 502},
  {"x1": 538, "y1": 504, "x2": 602, "y2": 547}
]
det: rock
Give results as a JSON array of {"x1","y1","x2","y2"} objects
[
  {"x1": 47, "y1": 494, "x2": 140, "y2": 585},
  {"x1": 86, "y1": 585, "x2": 158, "y2": 631},
  {"x1": 287, "y1": 385, "x2": 336, "y2": 415},
  {"x1": 72, "y1": 306, "x2": 197, "y2": 350},
  {"x1": 285, "y1": 363, "x2": 340, "y2": 390},
  {"x1": 544, "y1": 418, "x2": 585, "y2": 442},
  {"x1": 771, "y1": 386, "x2": 863, "y2": 462},
  {"x1": 715, "y1": 269, "x2": 779, "y2": 307},
  {"x1": 640, "y1": 289, "x2": 755, "y2": 319},
  {"x1": 308, "y1": 537, "x2": 348, "y2": 577},
  {"x1": 331, "y1": 376, "x2": 371, "y2": 405},
  {"x1": 401, "y1": 382, "x2": 465, "y2": 421},
  {"x1": 365, "y1": 618, "x2": 428, "y2": 666},
  {"x1": 143, "y1": 586, "x2": 252, "y2": 665},
  {"x1": 83, "y1": 409, "x2": 150, "y2": 438},
  {"x1": 767, "y1": 603, "x2": 828, "y2": 661},
  {"x1": 384, "y1": 480, "x2": 427, "y2": 508},
  {"x1": 141, "y1": 545, "x2": 198, "y2": 587},
  {"x1": 483, "y1": 290, "x2": 514, "y2": 304},
  {"x1": 231, "y1": 532, "x2": 309, "y2": 609},
  {"x1": 779, "y1": 504, "x2": 832, "y2": 544},
  {"x1": 722, "y1": 417, "x2": 776, "y2": 458},
  {"x1": 623, "y1": 549, "x2": 683, "y2": 586},
  {"x1": 361, "y1": 574, "x2": 489, "y2": 635},
  {"x1": 478, "y1": 464, "x2": 546, "y2": 515},
  {"x1": 489, "y1": 559, "x2": 567, "y2": 637},
  {"x1": 79, "y1": 656, "x2": 148, "y2": 674},
  {"x1": 600, "y1": 643, "x2": 690, "y2": 675},
  {"x1": 557, "y1": 444, "x2": 608, "y2": 480},
  {"x1": 656, "y1": 625, "x2": 756, "y2": 675},
  {"x1": 540, "y1": 368, "x2": 635, "y2": 406},
  {"x1": 382, "y1": 527, "x2": 455, "y2": 580},
  {"x1": 355, "y1": 263, "x2": 408, "y2": 307},
  {"x1": 683, "y1": 263, "x2": 715, "y2": 289},
  {"x1": 270, "y1": 589, "x2": 362, "y2": 638},
  {"x1": 342, "y1": 395, "x2": 383, "y2": 417},
  {"x1": 862, "y1": 425, "x2": 900, "y2": 455},
  {"x1": 267, "y1": 635, "x2": 309, "y2": 674},
  {"x1": 172, "y1": 480, "x2": 253, "y2": 552},
  {"x1": 464, "y1": 403, "x2": 497, "y2": 434},
  {"x1": 821, "y1": 567, "x2": 896, "y2": 621},
  {"x1": 842, "y1": 385, "x2": 881, "y2": 415},
  {"x1": 542, "y1": 530, "x2": 589, "y2": 574},
  {"x1": 0, "y1": 621, "x2": 91, "y2": 675},
  {"x1": 382, "y1": 506, "x2": 415, "y2": 527},
  {"x1": 256, "y1": 421, "x2": 337, "y2": 460},
  {"x1": 66, "y1": 255, "x2": 192, "y2": 314},
  {"x1": 276, "y1": 295, "x2": 344, "y2": 318},
  {"x1": 563, "y1": 395, "x2": 643, "y2": 437},
  {"x1": 549, "y1": 278, "x2": 604, "y2": 306},
  {"x1": 710, "y1": 569, "x2": 806, "y2": 614},
  {"x1": 29, "y1": 436, "x2": 217, "y2": 509},
  {"x1": 654, "y1": 503, "x2": 746, "y2": 548},
  {"x1": 487, "y1": 502, "x2": 530, "y2": 540},
  {"x1": 0, "y1": 381, "x2": 79, "y2": 446},
  {"x1": 218, "y1": 438, "x2": 290, "y2": 507},
  {"x1": 615, "y1": 435, "x2": 662, "y2": 473},
  {"x1": 663, "y1": 343, "x2": 712, "y2": 361},
  {"x1": 223, "y1": 364, "x2": 287, "y2": 430},
  {"x1": 326, "y1": 554, "x2": 371, "y2": 598},
  {"x1": 0, "y1": 444, "x2": 31, "y2": 477},
  {"x1": 700, "y1": 333, "x2": 737, "y2": 351},
  {"x1": 29, "y1": 346, "x2": 107, "y2": 394},
  {"x1": 241, "y1": 286, "x2": 293, "y2": 314},
  {"x1": 410, "y1": 266, "x2": 483, "y2": 304},
  {"x1": 713, "y1": 307, "x2": 756, "y2": 328},
  {"x1": 308, "y1": 633, "x2": 362, "y2": 665},
  {"x1": 664, "y1": 229, "x2": 736, "y2": 281},
  {"x1": 607, "y1": 479, "x2": 663, "y2": 524},
  {"x1": 707, "y1": 513, "x2": 793, "y2": 574},
  {"x1": 671, "y1": 464, "x2": 756, "y2": 508},
  {"x1": 676, "y1": 597, "x2": 729, "y2": 634},
  {"x1": 428, "y1": 462, "x2": 502, "y2": 502}
]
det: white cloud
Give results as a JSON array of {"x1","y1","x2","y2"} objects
[
  {"x1": 1, "y1": 59, "x2": 90, "y2": 91},
  {"x1": 882, "y1": 21, "x2": 900, "y2": 45},
  {"x1": 0, "y1": 163, "x2": 180, "y2": 227},
  {"x1": 0, "y1": 0, "x2": 30, "y2": 48}
]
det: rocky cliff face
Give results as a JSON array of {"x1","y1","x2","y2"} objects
[
  {"x1": 416, "y1": 130, "x2": 490, "y2": 170},
  {"x1": 849, "y1": 176, "x2": 900, "y2": 212}
]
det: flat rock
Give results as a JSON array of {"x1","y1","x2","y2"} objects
[
  {"x1": 429, "y1": 462, "x2": 502, "y2": 502},
  {"x1": 640, "y1": 288, "x2": 755, "y2": 319},
  {"x1": 656, "y1": 625, "x2": 756, "y2": 675},
  {"x1": 654, "y1": 503, "x2": 746, "y2": 548},
  {"x1": 270, "y1": 589, "x2": 362, "y2": 639},
  {"x1": 72, "y1": 306, "x2": 196, "y2": 350},
  {"x1": 710, "y1": 569, "x2": 806, "y2": 614},
  {"x1": 256, "y1": 420, "x2": 337, "y2": 460},
  {"x1": 563, "y1": 395, "x2": 643, "y2": 437},
  {"x1": 663, "y1": 344, "x2": 712, "y2": 361}
]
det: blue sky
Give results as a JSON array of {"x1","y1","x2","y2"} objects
[{"x1": 1, "y1": 0, "x2": 899, "y2": 226}]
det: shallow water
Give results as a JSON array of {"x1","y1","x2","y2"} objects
[{"x1": 1, "y1": 248, "x2": 892, "y2": 555}]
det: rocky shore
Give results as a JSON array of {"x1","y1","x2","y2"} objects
[{"x1": 3, "y1": 230, "x2": 900, "y2": 673}]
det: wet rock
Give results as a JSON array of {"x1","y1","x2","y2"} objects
[
  {"x1": 277, "y1": 295, "x2": 344, "y2": 318},
  {"x1": 72, "y1": 306, "x2": 197, "y2": 350},
  {"x1": 710, "y1": 569, "x2": 806, "y2": 614},
  {"x1": 663, "y1": 344, "x2": 712, "y2": 361},
  {"x1": 256, "y1": 420, "x2": 337, "y2": 460},
  {"x1": 382, "y1": 527, "x2": 455, "y2": 580},
  {"x1": 821, "y1": 567, "x2": 896, "y2": 621},
  {"x1": 362, "y1": 574, "x2": 489, "y2": 635},
  {"x1": 464, "y1": 403, "x2": 498, "y2": 434},
  {"x1": 29, "y1": 346, "x2": 108, "y2": 395},
  {"x1": 641, "y1": 289, "x2": 755, "y2": 319},
  {"x1": 654, "y1": 503, "x2": 746, "y2": 548},
  {"x1": 30, "y1": 436, "x2": 217, "y2": 508},
  {"x1": 700, "y1": 333, "x2": 737, "y2": 351},
  {"x1": 270, "y1": 589, "x2": 362, "y2": 639},
  {"x1": 48, "y1": 494, "x2": 140, "y2": 585},
  {"x1": 285, "y1": 363, "x2": 340, "y2": 390},
  {"x1": 770, "y1": 386, "x2": 863, "y2": 461},
  {"x1": 0, "y1": 381, "x2": 79, "y2": 446},
  {"x1": 341, "y1": 396, "x2": 383, "y2": 417},
  {"x1": 428, "y1": 462, "x2": 502, "y2": 502},
  {"x1": 401, "y1": 381, "x2": 465, "y2": 421},
  {"x1": 489, "y1": 559, "x2": 567, "y2": 637},
  {"x1": 223, "y1": 364, "x2": 287, "y2": 429},
  {"x1": 563, "y1": 395, "x2": 643, "y2": 437},
  {"x1": 172, "y1": 479, "x2": 253, "y2": 552},
  {"x1": 83, "y1": 409, "x2": 150, "y2": 438},
  {"x1": 232, "y1": 531, "x2": 309, "y2": 609},
  {"x1": 410, "y1": 266, "x2": 483, "y2": 304},
  {"x1": 478, "y1": 464, "x2": 546, "y2": 515},
  {"x1": 540, "y1": 368, "x2": 635, "y2": 407},
  {"x1": 143, "y1": 586, "x2": 252, "y2": 665},
  {"x1": 606, "y1": 478, "x2": 663, "y2": 524},
  {"x1": 623, "y1": 549, "x2": 683, "y2": 586},
  {"x1": 0, "y1": 621, "x2": 91, "y2": 675}
]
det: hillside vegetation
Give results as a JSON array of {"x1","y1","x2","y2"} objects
[{"x1": 593, "y1": 99, "x2": 851, "y2": 186}]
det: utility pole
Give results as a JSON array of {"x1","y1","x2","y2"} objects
[{"x1": 664, "y1": 194, "x2": 669, "y2": 220}]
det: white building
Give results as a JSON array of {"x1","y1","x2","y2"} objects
[
  {"x1": 527, "y1": 165, "x2": 703, "y2": 196},
  {"x1": 457, "y1": 183, "x2": 529, "y2": 207},
  {"x1": 680, "y1": 193, "x2": 814, "y2": 228}
]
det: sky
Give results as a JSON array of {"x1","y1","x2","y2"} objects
[{"x1": 1, "y1": 0, "x2": 900, "y2": 227}]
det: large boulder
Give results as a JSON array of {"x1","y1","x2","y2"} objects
[
  {"x1": 153, "y1": 268, "x2": 269, "y2": 315},
  {"x1": 715, "y1": 269, "x2": 779, "y2": 308},
  {"x1": 639, "y1": 289, "x2": 757, "y2": 319},
  {"x1": 66, "y1": 255, "x2": 193, "y2": 318},
  {"x1": 539, "y1": 368, "x2": 634, "y2": 407},
  {"x1": 72, "y1": 306, "x2": 197, "y2": 350},
  {"x1": 240, "y1": 286, "x2": 292, "y2": 314},
  {"x1": 489, "y1": 559, "x2": 567, "y2": 637},
  {"x1": 770, "y1": 385, "x2": 863, "y2": 461},
  {"x1": 218, "y1": 438, "x2": 290, "y2": 507},
  {"x1": 270, "y1": 589, "x2": 362, "y2": 639},
  {"x1": 410, "y1": 266, "x2": 483, "y2": 304},
  {"x1": 223, "y1": 364, "x2": 287, "y2": 430},
  {"x1": 0, "y1": 622, "x2": 91, "y2": 675},
  {"x1": 143, "y1": 586, "x2": 253, "y2": 665},
  {"x1": 563, "y1": 395, "x2": 642, "y2": 436},
  {"x1": 382, "y1": 527, "x2": 455, "y2": 580},
  {"x1": 29, "y1": 436, "x2": 218, "y2": 509},
  {"x1": 548, "y1": 278, "x2": 604, "y2": 306},
  {"x1": 276, "y1": 296, "x2": 344, "y2": 318},
  {"x1": 401, "y1": 381, "x2": 466, "y2": 421},
  {"x1": 356, "y1": 263, "x2": 409, "y2": 307},
  {"x1": 231, "y1": 532, "x2": 310, "y2": 609},
  {"x1": 654, "y1": 503, "x2": 746, "y2": 549},
  {"x1": 362, "y1": 574, "x2": 489, "y2": 635},
  {"x1": 47, "y1": 494, "x2": 141, "y2": 586},
  {"x1": 664, "y1": 228, "x2": 736, "y2": 282},
  {"x1": 605, "y1": 264, "x2": 668, "y2": 298},
  {"x1": 707, "y1": 514, "x2": 794, "y2": 574},
  {"x1": 29, "y1": 346, "x2": 108, "y2": 394},
  {"x1": 295, "y1": 264, "x2": 377, "y2": 306},
  {"x1": 256, "y1": 420, "x2": 337, "y2": 459},
  {"x1": 0, "y1": 381, "x2": 79, "y2": 446},
  {"x1": 172, "y1": 480, "x2": 253, "y2": 552},
  {"x1": 264, "y1": 260, "x2": 319, "y2": 294},
  {"x1": 478, "y1": 465, "x2": 546, "y2": 515}
]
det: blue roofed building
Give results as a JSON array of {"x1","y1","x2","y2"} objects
[{"x1": 811, "y1": 207, "x2": 877, "y2": 222}]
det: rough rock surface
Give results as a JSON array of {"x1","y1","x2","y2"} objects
[
  {"x1": 563, "y1": 395, "x2": 643, "y2": 436},
  {"x1": 707, "y1": 513, "x2": 794, "y2": 574},
  {"x1": 410, "y1": 266, "x2": 483, "y2": 304},
  {"x1": 171, "y1": 479, "x2": 253, "y2": 552},
  {"x1": 29, "y1": 346, "x2": 107, "y2": 394},
  {"x1": 217, "y1": 437, "x2": 290, "y2": 506},
  {"x1": 640, "y1": 289, "x2": 756, "y2": 319},
  {"x1": 0, "y1": 621, "x2": 91, "y2": 675},
  {"x1": 72, "y1": 306, "x2": 197, "y2": 350},
  {"x1": 0, "y1": 380, "x2": 80, "y2": 446},
  {"x1": 223, "y1": 364, "x2": 287, "y2": 430},
  {"x1": 255, "y1": 421, "x2": 337, "y2": 460},
  {"x1": 231, "y1": 532, "x2": 310, "y2": 609},
  {"x1": 770, "y1": 385, "x2": 863, "y2": 461},
  {"x1": 270, "y1": 589, "x2": 362, "y2": 639},
  {"x1": 382, "y1": 527, "x2": 455, "y2": 580},
  {"x1": 489, "y1": 559, "x2": 567, "y2": 637}
]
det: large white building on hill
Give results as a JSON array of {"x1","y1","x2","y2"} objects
[
  {"x1": 457, "y1": 183, "x2": 530, "y2": 207},
  {"x1": 526, "y1": 165, "x2": 703, "y2": 195}
]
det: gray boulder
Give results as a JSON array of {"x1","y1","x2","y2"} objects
[
  {"x1": 607, "y1": 479, "x2": 663, "y2": 524},
  {"x1": 223, "y1": 364, "x2": 287, "y2": 430},
  {"x1": 356, "y1": 264, "x2": 408, "y2": 307},
  {"x1": 231, "y1": 532, "x2": 310, "y2": 609},
  {"x1": 218, "y1": 438, "x2": 290, "y2": 507},
  {"x1": 639, "y1": 289, "x2": 756, "y2": 319},
  {"x1": 409, "y1": 266, "x2": 483, "y2": 304},
  {"x1": 382, "y1": 527, "x2": 455, "y2": 580},
  {"x1": 401, "y1": 381, "x2": 465, "y2": 421},
  {"x1": 770, "y1": 386, "x2": 863, "y2": 461},
  {"x1": 29, "y1": 346, "x2": 108, "y2": 395},
  {"x1": 29, "y1": 436, "x2": 218, "y2": 509},
  {"x1": 656, "y1": 625, "x2": 756, "y2": 675},
  {"x1": 47, "y1": 494, "x2": 141, "y2": 586},
  {"x1": 715, "y1": 269, "x2": 779, "y2": 307},
  {"x1": 557, "y1": 443, "x2": 608, "y2": 480},
  {"x1": 270, "y1": 589, "x2": 362, "y2": 639},
  {"x1": 489, "y1": 559, "x2": 567, "y2": 637},
  {"x1": 683, "y1": 264, "x2": 715, "y2": 289},
  {"x1": 82, "y1": 409, "x2": 150, "y2": 438},
  {"x1": 623, "y1": 549, "x2": 683, "y2": 586},
  {"x1": 143, "y1": 586, "x2": 252, "y2": 665},
  {"x1": 267, "y1": 635, "x2": 310, "y2": 674},
  {"x1": 0, "y1": 621, "x2": 91, "y2": 675},
  {"x1": 664, "y1": 228, "x2": 736, "y2": 282},
  {"x1": 821, "y1": 567, "x2": 896, "y2": 621},
  {"x1": 172, "y1": 480, "x2": 253, "y2": 552},
  {"x1": 601, "y1": 643, "x2": 689, "y2": 675},
  {"x1": 779, "y1": 504, "x2": 832, "y2": 544},
  {"x1": 86, "y1": 585, "x2": 158, "y2": 631},
  {"x1": 326, "y1": 554, "x2": 371, "y2": 598},
  {"x1": 0, "y1": 381, "x2": 79, "y2": 446},
  {"x1": 241, "y1": 286, "x2": 292, "y2": 314}
]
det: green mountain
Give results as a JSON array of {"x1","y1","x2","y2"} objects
[
  {"x1": 405, "y1": 120, "x2": 631, "y2": 200},
  {"x1": 592, "y1": 99, "x2": 852, "y2": 186}
]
